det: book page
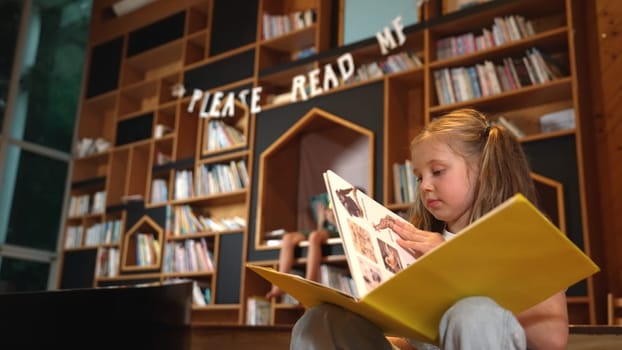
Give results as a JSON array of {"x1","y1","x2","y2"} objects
[{"x1": 324, "y1": 170, "x2": 417, "y2": 299}]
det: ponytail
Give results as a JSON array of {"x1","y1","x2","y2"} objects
[{"x1": 471, "y1": 125, "x2": 538, "y2": 220}]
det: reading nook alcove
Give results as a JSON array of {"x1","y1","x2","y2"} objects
[{"x1": 255, "y1": 108, "x2": 374, "y2": 249}]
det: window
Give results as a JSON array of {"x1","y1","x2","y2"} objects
[
  {"x1": 342, "y1": 0, "x2": 419, "y2": 45},
  {"x1": 0, "y1": 0, "x2": 22, "y2": 134},
  {"x1": 0, "y1": 0, "x2": 92, "y2": 292}
]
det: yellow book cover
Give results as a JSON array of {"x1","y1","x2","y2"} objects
[{"x1": 247, "y1": 170, "x2": 599, "y2": 344}]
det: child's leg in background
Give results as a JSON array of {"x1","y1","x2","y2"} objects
[
  {"x1": 305, "y1": 229, "x2": 329, "y2": 282},
  {"x1": 266, "y1": 232, "x2": 306, "y2": 299}
]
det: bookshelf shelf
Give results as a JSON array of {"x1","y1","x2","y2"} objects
[
  {"x1": 121, "y1": 40, "x2": 185, "y2": 87},
  {"x1": 259, "y1": 25, "x2": 317, "y2": 53},
  {"x1": 429, "y1": 77, "x2": 573, "y2": 114},
  {"x1": 428, "y1": 27, "x2": 569, "y2": 68}
]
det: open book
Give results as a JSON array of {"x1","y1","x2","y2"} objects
[{"x1": 247, "y1": 170, "x2": 599, "y2": 343}]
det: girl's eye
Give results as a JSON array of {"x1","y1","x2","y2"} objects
[{"x1": 432, "y1": 169, "x2": 444, "y2": 176}]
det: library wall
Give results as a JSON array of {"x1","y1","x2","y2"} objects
[{"x1": 59, "y1": 0, "x2": 611, "y2": 326}]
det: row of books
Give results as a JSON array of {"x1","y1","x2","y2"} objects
[
  {"x1": 246, "y1": 296, "x2": 272, "y2": 325},
  {"x1": 205, "y1": 120, "x2": 245, "y2": 151},
  {"x1": 165, "y1": 204, "x2": 246, "y2": 237},
  {"x1": 192, "y1": 281, "x2": 211, "y2": 306},
  {"x1": 83, "y1": 218, "x2": 122, "y2": 246},
  {"x1": 67, "y1": 191, "x2": 106, "y2": 217},
  {"x1": 195, "y1": 160, "x2": 249, "y2": 196},
  {"x1": 155, "y1": 160, "x2": 249, "y2": 203},
  {"x1": 433, "y1": 47, "x2": 563, "y2": 105},
  {"x1": 162, "y1": 237, "x2": 214, "y2": 274},
  {"x1": 292, "y1": 46, "x2": 316, "y2": 60},
  {"x1": 261, "y1": 8, "x2": 316, "y2": 40},
  {"x1": 151, "y1": 178, "x2": 168, "y2": 204},
  {"x1": 64, "y1": 225, "x2": 83, "y2": 248},
  {"x1": 319, "y1": 264, "x2": 356, "y2": 297},
  {"x1": 246, "y1": 292, "x2": 300, "y2": 325},
  {"x1": 135, "y1": 232, "x2": 160, "y2": 267},
  {"x1": 174, "y1": 170, "x2": 195, "y2": 200},
  {"x1": 345, "y1": 51, "x2": 423, "y2": 85},
  {"x1": 95, "y1": 247, "x2": 119, "y2": 277},
  {"x1": 392, "y1": 160, "x2": 418, "y2": 204},
  {"x1": 436, "y1": 14, "x2": 536, "y2": 60}
]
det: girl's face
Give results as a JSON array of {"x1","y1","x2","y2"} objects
[{"x1": 412, "y1": 138, "x2": 477, "y2": 233}]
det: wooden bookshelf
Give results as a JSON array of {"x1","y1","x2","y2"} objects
[{"x1": 59, "y1": 0, "x2": 601, "y2": 328}]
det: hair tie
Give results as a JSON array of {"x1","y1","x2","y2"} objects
[{"x1": 483, "y1": 125, "x2": 491, "y2": 138}]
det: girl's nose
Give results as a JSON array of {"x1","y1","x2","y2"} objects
[{"x1": 418, "y1": 177, "x2": 432, "y2": 191}]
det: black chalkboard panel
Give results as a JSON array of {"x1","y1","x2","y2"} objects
[
  {"x1": 115, "y1": 113, "x2": 153, "y2": 146},
  {"x1": 522, "y1": 134, "x2": 586, "y2": 297},
  {"x1": 86, "y1": 36, "x2": 123, "y2": 98},
  {"x1": 59, "y1": 249, "x2": 97, "y2": 289},
  {"x1": 126, "y1": 11, "x2": 185, "y2": 57},
  {"x1": 184, "y1": 49, "x2": 255, "y2": 91},
  {"x1": 210, "y1": 0, "x2": 258, "y2": 56},
  {"x1": 215, "y1": 233, "x2": 243, "y2": 303}
]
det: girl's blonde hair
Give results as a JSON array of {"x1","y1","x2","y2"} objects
[{"x1": 409, "y1": 108, "x2": 537, "y2": 232}]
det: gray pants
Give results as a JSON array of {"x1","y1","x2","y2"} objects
[{"x1": 290, "y1": 296, "x2": 526, "y2": 350}]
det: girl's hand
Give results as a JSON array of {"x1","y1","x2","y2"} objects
[{"x1": 390, "y1": 219, "x2": 445, "y2": 257}]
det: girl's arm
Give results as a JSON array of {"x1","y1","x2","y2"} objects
[{"x1": 517, "y1": 291, "x2": 568, "y2": 350}]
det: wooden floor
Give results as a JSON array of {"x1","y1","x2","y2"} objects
[
  {"x1": 190, "y1": 324, "x2": 622, "y2": 350},
  {"x1": 567, "y1": 326, "x2": 622, "y2": 350},
  {"x1": 191, "y1": 325, "x2": 292, "y2": 350}
]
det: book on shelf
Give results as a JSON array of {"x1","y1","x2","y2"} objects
[
  {"x1": 539, "y1": 108, "x2": 575, "y2": 133},
  {"x1": 248, "y1": 170, "x2": 599, "y2": 344},
  {"x1": 192, "y1": 281, "x2": 207, "y2": 306},
  {"x1": 246, "y1": 296, "x2": 272, "y2": 325},
  {"x1": 155, "y1": 151, "x2": 172, "y2": 165},
  {"x1": 496, "y1": 116, "x2": 525, "y2": 138},
  {"x1": 74, "y1": 137, "x2": 111, "y2": 157},
  {"x1": 64, "y1": 225, "x2": 83, "y2": 248},
  {"x1": 154, "y1": 123, "x2": 173, "y2": 138},
  {"x1": 96, "y1": 247, "x2": 119, "y2": 277}
]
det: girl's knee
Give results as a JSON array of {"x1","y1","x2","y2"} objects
[
  {"x1": 292, "y1": 303, "x2": 391, "y2": 350},
  {"x1": 440, "y1": 297, "x2": 526, "y2": 349},
  {"x1": 449, "y1": 296, "x2": 499, "y2": 316},
  {"x1": 308, "y1": 230, "x2": 328, "y2": 245},
  {"x1": 291, "y1": 304, "x2": 356, "y2": 342},
  {"x1": 442, "y1": 296, "x2": 503, "y2": 329},
  {"x1": 282, "y1": 233, "x2": 303, "y2": 248}
]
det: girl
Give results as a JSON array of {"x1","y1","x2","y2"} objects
[{"x1": 289, "y1": 109, "x2": 568, "y2": 350}]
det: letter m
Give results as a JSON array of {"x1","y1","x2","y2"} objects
[{"x1": 376, "y1": 26, "x2": 397, "y2": 55}]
